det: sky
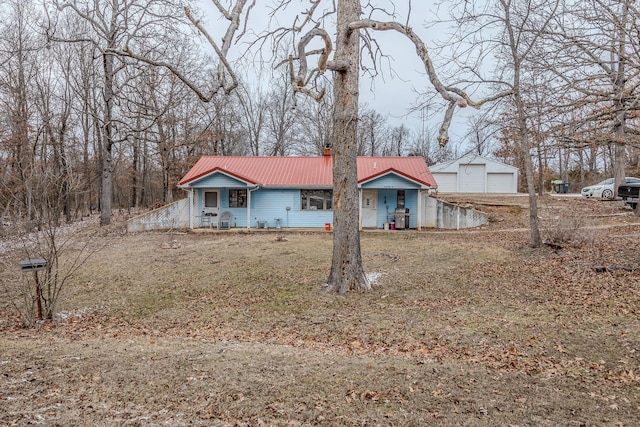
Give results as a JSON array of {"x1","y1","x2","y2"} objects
[{"x1": 195, "y1": 0, "x2": 476, "y2": 147}]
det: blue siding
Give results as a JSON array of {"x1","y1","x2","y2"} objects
[
  {"x1": 361, "y1": 174, "x2": 421, "y2": 189},
  {"x1": 377, "y1": 189, "x2": 396, "y2": 226},
  {"x1": 192, "y1": 173, "x2": 247, "y2": 188},
  {"x1": 251, "y1": 189, "x2": 333, "y2": 228},
  {"x1": 192, "y1": 181, "x2": 419, "y2": 229},
  {"x1": 374, "y1": 188, "x2": 419, "y2": 228},
  {"x1": 194, "y1": 187, "x2": 334, "y2": 228}
]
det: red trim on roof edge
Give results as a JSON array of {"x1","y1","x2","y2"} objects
[
  {"x1": 179, "y1": 167, "x2": 257, "y2": 186},
  {"x1": 358, "y1": 168, "x2": 432, "y2": 187}
]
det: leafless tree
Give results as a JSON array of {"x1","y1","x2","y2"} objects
[
  {"x1": 263, "y1": 72, "x2": 299, "y2": 156},
  {"x1": 1, "y1": 164, "x2": 100, "y2": 326},
  {"x1": 0, "y1": 0, "x2": 41, "y2": 222},
  {"x1": 293, "y1": 90, "x2": 335, "y2": 156},
  {"x1": 540, "y1": 0, "x2": 640, "y2": 197},
  {"x1": 442, "y1": 0, "x2": 561, "y2": 247},
  {"x1": 234, "y1": 80, "x2": 266, "y2": 156},
  {"x1": 387, "y1": 124, "x2": 411, "y2": 157},
  {"x1": 114, "y1": 1, "x2": 499, "y2": 292},
  {"x1": 409, "y1": 125, "x2": 454, "y2": 165},
  {"x1": 47, "y1": 0, "x2": 192, "y2": 225},
  {"x1": 357, "y1": 107, "x2": 387, "y2": 156},
  {"x1": 286, "y1": 1, "x2": 498, "y2": 291}
]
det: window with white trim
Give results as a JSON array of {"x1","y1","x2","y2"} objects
[
  {"x1": 229, "y1": 189, "x2": 247, "y2": 207},
  {"x1": 301, "y1": 190, "x2": 333, "y2": 210}
]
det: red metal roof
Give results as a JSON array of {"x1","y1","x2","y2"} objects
[{"x1": 179, "y1": 156, "x2": 436, "y2": 188}]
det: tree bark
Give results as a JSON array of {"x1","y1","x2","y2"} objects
[
  {"x1": 100, "y1": 48, "x2": 115, "y2": 226},
  {"x1": 326, "y1": 0, "x2": 370, "y2": 292}
]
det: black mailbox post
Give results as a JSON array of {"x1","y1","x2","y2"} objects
[{"x1": 20, "y1": 259, "x2": 47, "y2": 320}]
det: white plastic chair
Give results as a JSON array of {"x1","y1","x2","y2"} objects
[{"x1": 220, "y1": 211, "x2": 232, "y2": 229}]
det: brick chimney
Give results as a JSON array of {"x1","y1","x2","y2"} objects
[{"x1": 323, "y1": 144, "x2": 331, "y2": 156}]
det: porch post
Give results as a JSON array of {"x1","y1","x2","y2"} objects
[
  {"x1": 417, "y1": 189, "x2": 423, "y2": 231},
  {"x1": 247, "y1": 188, "x2": 251, "y2": 229},
  {"x1": 189, "y1": 189, "x2": 194, "y2": 229},
  {"x1": 358, "y1": 189, "x2": 363, "y2": 231}
]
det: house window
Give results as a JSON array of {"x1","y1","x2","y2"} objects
[
  {"x1": 204, "y1": 191, "x2": 218, "y2": 208},
  {"x1": 301, "y1": 190, "x2": 333, "y2": 210},
  {"x1": 229, "y1": 189, "x2": 247, "y2": 208}
]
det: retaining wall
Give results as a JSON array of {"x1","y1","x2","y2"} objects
[{"x1": 126, "y1": 199, "x2": 190, "y2": 232}]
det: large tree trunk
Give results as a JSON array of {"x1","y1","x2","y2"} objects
[
  {"x1": 100, "y1": 50, "x2": 115, "y2": 226},
  {"x1": 326, "y1": 0, "x2": 370, "y2": 293}
]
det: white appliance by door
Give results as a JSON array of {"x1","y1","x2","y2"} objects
[{"x1": 361, "y1": 189, "x2": 378, "y2": 228}]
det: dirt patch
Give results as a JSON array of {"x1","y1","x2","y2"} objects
[{"x1": 1, "y1": 196, "x2": 639, "y2": 426}]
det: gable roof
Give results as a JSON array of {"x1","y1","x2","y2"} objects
[
  {"x1": 430, "y1": 153, "x2": 519, "y2": 173},
  {"x1": 179, "y1": 156, "x2": 436, "y2": 188}
]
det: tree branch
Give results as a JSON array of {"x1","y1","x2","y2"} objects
[
  {"x1": 348, "y1": 18, "x2": 512, "y2": 145},
  {"x1": 185, "y1": 7, "x2": 239, "y2": 95},
  {"x1": 289, "y1": 26, "x2": 332, "y2": 101}
]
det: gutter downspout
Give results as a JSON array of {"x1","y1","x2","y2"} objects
[{"x1": 247, "y1": 185, "x2": 260, "y2": 229}]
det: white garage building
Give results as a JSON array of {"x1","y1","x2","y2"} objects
[{"x1": 430, "y1": 154, "x2": 519, "y2": 193}]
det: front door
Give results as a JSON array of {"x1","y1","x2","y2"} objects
[
  {"x1": 203, "y1": 190, "x2": 219, "y2": 216},
  {"x1": 361, "y1": 189, "x2": 378, "y2": 228}
]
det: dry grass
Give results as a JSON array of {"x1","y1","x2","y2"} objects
[{"x1": 1, "y1": 196, "x2": 639, "y2": 426}]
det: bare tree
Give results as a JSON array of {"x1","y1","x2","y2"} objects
[
  {"x1": 264, "y1": 72, "x2": 298, "y2": 156},
  {"x1": 235, "y1": 80, "x2": 266, "y2": 156},
  {"x1": 294, "y1": 90, "x2": 335, "y2": 156},
  {"x1": 442, "y1": 0, "x2": 561, "y2": 247},
  {"x1": 0, "y1": 155, "x2": 100, "y2": 326},
  {"x1": 47, "y1": 0, "x2": 192, "y2": 225},
  {"x1": 498, "y1": 0, "x2": 564, "y2": 246},
  {"x1": 288, "y1": 2, "x2": 496, "y2": 291},
  {"x1": 542, "y1": 0, "x2": 640, "y2": 195},
  {"x1": 387, "y1": 124, "x2": 411, "y2": 157},
  {"x1": 120, "y1": 1, "x2": 492, "y2": 292},
  {"x1": 0, "y1": 0, "x2": 40, "y2": 221},
  {"x1": 357, "y1": 107, "x2": 387, "y2": 156}
]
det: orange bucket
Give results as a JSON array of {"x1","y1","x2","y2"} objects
[{"x1": 325, "y1": 223, "x2": 331, "y2": 231}]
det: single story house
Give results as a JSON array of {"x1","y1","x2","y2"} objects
[
  {"x1": 177, "y1": 154, "x2": 437, "y2": 230},
  {"x1": 430, "y1": 153, "x2": 519, "y2": 193}
]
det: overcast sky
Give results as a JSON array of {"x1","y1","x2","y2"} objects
[{"x1": 195, "y1": 1, "x2": 474, "y2": 146}]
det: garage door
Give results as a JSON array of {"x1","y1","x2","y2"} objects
[
  {"x1": 433, "y1": 173, "x2": 457, "y2": 192},
  {"x1": 487, "y1": 173, "x2": 515, "y2": 193},
  {"x1": 458, "y1": 164, "x2": 485, "y2": 192}
]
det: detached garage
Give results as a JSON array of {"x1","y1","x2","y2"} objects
[{"x1": 430, "y1": 154, "x2": 519, "y2": 193}]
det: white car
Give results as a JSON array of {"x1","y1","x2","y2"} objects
[{"x1": 581, "y1": 177, "x2": 640, "y2": 199}]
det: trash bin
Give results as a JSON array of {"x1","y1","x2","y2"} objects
[{"x1": 552, "y1": 181, "x2": 568, "y2": 193}]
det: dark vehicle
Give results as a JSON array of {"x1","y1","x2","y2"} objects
[{"x1": 617, "y1": 182, "x2": 640, "y2": 209}]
